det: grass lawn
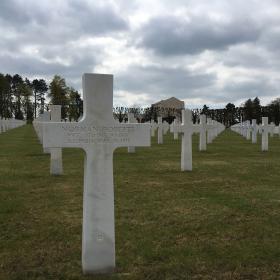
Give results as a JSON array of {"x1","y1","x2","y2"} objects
[{"x1": 1, "y1": 124, "x2": 280, "y2": 279}]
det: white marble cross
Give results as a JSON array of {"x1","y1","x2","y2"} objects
[
  {"x1": 0, "y1": 118, "x2": 25, "y2": 133},
  {"x1": 207, "y1": 118, "x2": 214, "y2": 144},
  {"x1": 199, "y1": 115, "x2": 207, "y2": 151},
  {"x1": 177, "y1": 109, "x2": 200, "y2": 171},
  {"x1": 163, "y1": 121, "x2": 169, "y2": 135},
  {"x1": 261, "y1": 117, "x2": 269, "y2": 151},
  {"x1": 246, "y1": 120, "x2": 251, "y2": 140},
  {"x1": 150, "y1": 120, "x2": 157, "y2": 137},
  {"x1": 42, "y1": 111, "x2": 51, "y2": 154},
  {"x1": 127, "y1": 112, "x2": 137, "y2": 153},
  {"x1": 49, "y1": 105, "x2": 63, "y2": 175},
  {"x1": 157, "y1": 117, "x2": 163, "y2": 144},
  {"x1": 269, "y1": 122, "x2": 275, "y2": 137},
  {"x1": 43, "y1": 73, "x2": 150, "y2": 274},
  {"x1": 240, "y1": 122, "x2": 245, "y2": 138},
  {"x1": 171, "y1": 118, "x2": 179, "y2": 140},
  {"x1": 251, "y1": 119, "x2": 257, "y2": 144}
]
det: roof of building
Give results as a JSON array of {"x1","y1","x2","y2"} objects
[{"x1": 152, "y1": 97, "x2": 185, "y2": 108}]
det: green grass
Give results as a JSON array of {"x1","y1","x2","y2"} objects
[{"x1": 1, "y1": 125, "x2": 280, "y2": 279}]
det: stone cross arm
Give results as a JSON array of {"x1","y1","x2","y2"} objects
[
  {"x1": 43, "y1": 121, "x2": 150, "y2": 151},
  {"x1": 43, "y1": 73, "x2": 150, "y2": 152}
]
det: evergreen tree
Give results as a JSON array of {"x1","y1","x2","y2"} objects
[
  {"x1": 32, "y1": 79, "x2": 48, "y2": 117},
  {"x1": 68, "y1": 87, "x2": 82, "y2": 121},
  {"x1": 252, "y1": 97, "x2": 262, "y2": 124},
  {"x1": 12, "y1": 74, "x2": 24, "y2": 119},
  {"x1": 224, "y1": 103, "x2": 236, "y2": 127},
  {"x1": 0, "y1": 74, "x2": 11, "y2": 118},
  {"x1": 243, "y1": 98, "x2": 254, "y2": 121},
  {"x1": 49, "y1": 75, "x2": 69, "y2": 119},
  {"x1": 268, "y1": 98, "x2": 280, "y2": 125},
  {"x1": 4, "y1": 74, "x2": 13, "y2": 118},
  {"x1": 21, "y1": 79, "x2": 33, "y2": 122}
]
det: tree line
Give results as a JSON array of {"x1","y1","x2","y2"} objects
[
  {"x1": 113, "y1": 97, "x2": 280, "y2": 127},
  {"x1": 0, "y1": 73, "x2": 83, "y2": 122},
  {"x1": 198, "y1": 97, "x2": 280, "y2": 127},
  {"x1": 0, "y1": 73, "x2": 279, "y2": 127}
]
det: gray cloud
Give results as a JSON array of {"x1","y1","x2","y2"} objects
[
  {"x1": 115, "y1": 65, "x2": 216, "y2": 99},
  {"x1": 0, "y1": 0, "x2": 128, "y2": 46},
  {"x1": 223, "y1": 79, "x2": 279, "y2": 99},
  {"x1": 0, "y1": 51, "x2": 96, "y2": 90},
  {"x1": 0, "y1": 1, "x2": 45, "y2": 25},
  {"x1": 68, "y1": 1, "x2": 128, "y2": 35},
  {"x1": 137, "y1": 15, "x2": 262, "y2": 56},
  {"x1": 0, "y1": 0, "x2": 280, "y2": 108}
]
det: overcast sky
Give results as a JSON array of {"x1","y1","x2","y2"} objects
[{"x1": 0, "y1": 0, "x2": 280, "y2": 108}]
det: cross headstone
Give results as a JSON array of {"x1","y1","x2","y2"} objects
[
  {"x1": 172, "y1": 118, "x2": 179, "y2": 140},
  {"x1": 42, "y1": 111, "x2": 51, "y2": 154},
  {"x1": 127, "y1": 113, "x2": 136, "y2": 153},
  {"x1": 261, "y1": 117, "x2": 268, "y2": 151},
  {"x1": 180, "y1": 109, "x2": 195, "y2": 171},
  {"x1": 251, "y1": 119, "x2": 257, "y2": 144},
  {"x1": 207, "y1": 118, "x2": 214, "y2": 144},
  {"x1": 150, "y1": 120, "x2": 157, "y2": 137},
  {"x1": 177, "y1": 109, "x2": 199, "y2": 171},
  {"x1": 163, "y1": 121, "x2": 169, "y2": 135},
  {"x1": 157, "y1": 117, "x2": 163, "y2": 144},
  {"x1": 246, "y1": 120, "x2": 251, "y2": 140},
  {"x1": 199, "y1": 115, "x2": 207, "y2": 151},
  {"x1": 269, "y1": 122, "x2": 275, "y2": 137},
  {"x1": 43, "y1": 73, "x2": 151, "y2": 274},
  {"x1": 49, "y1": 105, "x2": 63, "y2": 175}
]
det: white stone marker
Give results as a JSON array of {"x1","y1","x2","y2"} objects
[
  {"x1": 181, "y1": 109, "x2": 194, "y2": 171},
  {"x1": 178, "y1": 109, "x2": 199, "y2": 171},
  {"x1": 43, "y1": 73, "x2": 150, "y2": 274},
  {"x1": 157, "y1": 117, "x2": 163, "y2": 144},
  {"x1": 49, "y1": 105, "x2": 63, "y2": 175},
  {"x1": 172, "y1": 118, "x2": 179, "y2": 140},
  {"x1": 127, "y1": 113, "x2": 136, "y2": 153},
  {"x1": 261, "y1": 117, "x2": 269, "y2": 151},
  {"x1": 150, "y1": 120, "x2": 157, "y2": 137},
  {"x1": 42, "y1": 111, "x2": 51, "y2": 154},
  {"x1": 163, "y1": 121, "x2": 169, "y2": 135},
  {"x1": 207, "y1": 118, "x2": 214, "y2": 144},
  {"x1": 251, "y1": 119, "x2": 257, "y2": 144},
  {"x1": 269, "y1": 122, "x2": 275, "y2": 137},
  {"x1": 246, "y1": 120, "x2": 251, "y2": 140},
  {"x1": 199, "y1": 115, "x2": 207, "y2": 151}
]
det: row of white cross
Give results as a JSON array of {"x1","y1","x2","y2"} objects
[
  {"x1": 33, "y1": 106, "x2": 63, "y2": 175},
  {"x1": 0, "y1": 118, "x2": 26, "y2": 133},
  {"x1": 231, "y1": 117, "x2": 279, "y2": 151},
  {"x1": 34, "y1": 109, "x2": 225, "y2": 174},
  {"x1": 31, "y1": 73, "x2": 225, "y2": 274}
]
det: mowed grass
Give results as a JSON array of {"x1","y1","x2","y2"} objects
[{"x1": 1, "y1": 125, "x2": 280, "y2": 279}]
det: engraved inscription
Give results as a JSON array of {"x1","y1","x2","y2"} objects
[
  {"x1": 97, "y1": 232, "x2": 104, "y2": 242},
  {"x1": 62, "y1": 125, "x2": 135, "y2": 144}
]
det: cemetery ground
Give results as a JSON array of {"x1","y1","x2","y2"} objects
[{"x1": 1, "y1": 125, "x2": 280, "y2": 280}]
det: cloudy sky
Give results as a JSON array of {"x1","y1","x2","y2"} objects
[{"x1": 0, "y1": 0, "x2": 280, "y2": 108}]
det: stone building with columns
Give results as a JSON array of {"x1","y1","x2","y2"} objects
[{"x1": 151, "y1": 97, "x2": 185, "y2": 121}]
